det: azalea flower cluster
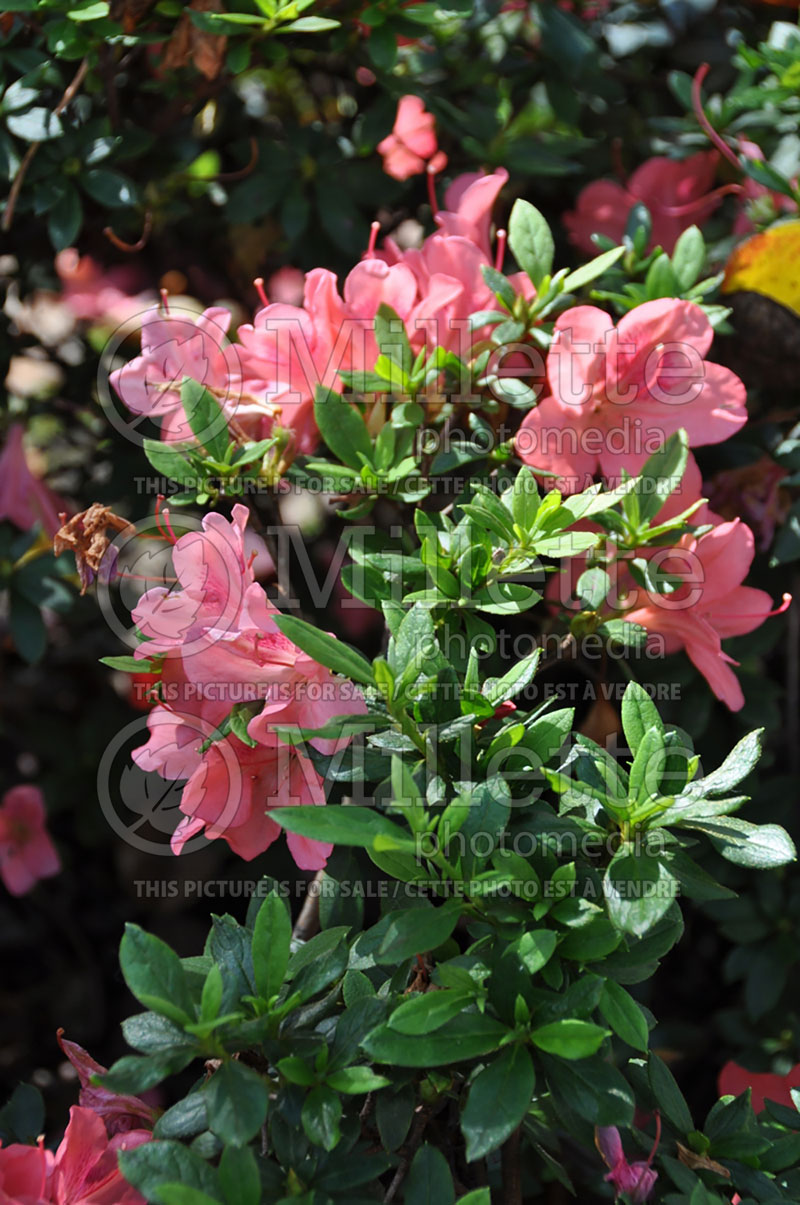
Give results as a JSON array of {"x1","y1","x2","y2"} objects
[
  {"x1": 109, "y1": 165, "x2": 520, "y2": 456},
  {"x1": 0, "y1": 1036, "x2": 154, "y2": 1205},
  {"x1": 130, "y1": 503, "x2": 365, "y2": 869},
  {"x1": 519, "y1": 298, "x2": 788, "y2": 711}
]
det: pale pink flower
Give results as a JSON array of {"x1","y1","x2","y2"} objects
[
  {"x1": 57, "y1": 1033, "x2": 157, "y2": 1137},
  {"x1": 54, "y1": 250, "x2": 155, "y2": 328},
  {"x1": 377, "y1": 95, "x2": 446, "y2": 181},
  {"x1": 516, "y1": 298, "x2": 747, "y2": 491},
  {"x1": 564, "y1": 152, "x2": 720, "y2": 254},
  {"x1": 595, "y1": 1126, "x2": 658, "y2": 1202},
  {"x1": 110, "y1": 306, "x2": 241, "y2": 443},
  {"x1": 436, "y1": 169, "x2": 509, "y2": 260},
  {"x1": 0, "y1": 425, "x2": 69, "y2": 538},
  {"x1": 0, "y1": 785, "x2": 60, "y2": 897},
  {"x1": 266, "y1": 266, "x2": 305, "y2": 307}
]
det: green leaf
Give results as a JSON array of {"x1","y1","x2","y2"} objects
[
  {"x1": 530, "y1": 1019, "x2": 608, "y2": 1059},
  {"x1": 598, "y1": 981, "x2": 649, "y2": 1051},
  {"x1": 404, "y1": 1144, "x2": 455, "y2": 1205},
  {"x1": 634, "y1": 431, "x2": 688, "y2": 525},
  {"x1": 378, "y1": 899, "x2": 462, "y2": 962},
  {"x1": 628, "y1": 725, "x2": 666, "y2": 804},
  {"x1": 157, "y1": 1188, "x2": 221, "y2": 1205},
  {"x1": 671, "y1": 226, "x2": 706, "y2": 290},
  {"x1": 218, "y1": 1144, "x2": 260, "y2": 1205},
  {"x1": 680, "y1": 816, "x2": 796, "y2": 869},
  {"x1": 649, "y1": 1052, "x2": 692, "y2": 1133},
  {"x1": 301, "y1": 1084, "x2": 342, "y2": 1151},
  {"x1": 251, "y1": 891, "x2": 291, "y2": 1002},
  {"x1": 388, "y1": 990, "x2": 474, "y2": 1035},
  {"x1": 562, "y1": 245, "x2": 625, "y2": 290},
  {"x1": 687, "y1": 729, "x2": 763, "y2": 797},
  {"x1": 142, "y1": 439, "x2": 198, "y2": 486},
  {"x1": 326, "y1": 1066, "x2": 391, "y2": 1094},
  {"x1": 48, "y1": 186, "x2": 82, "y2": 251},
  {"x1": 482, "y1": 648, "x2": 541, "y2": 706},
  {"x1": 461, "y1": 1044, "x2": 535, "y2": 1161},
  {"x1": 605, "y1": 851, "x2": 677, "y2": 938},
  {"x1": 575, "y1": 567, "x2": 610, "y2": 611},
  {"x1": 82, "y1": 168, "x2": 137, "y2": 207},
  {"x1": 362, "y1": 1013, "x2": 511, "y2": 1067},
  {"x1": 374, "y1": 303, "x2": 413, "y2": 378},
  {"x1": 180, "y1": 378, "x2": 229, "y2": 463},
  {"x1": 621, "y1": 682, "x2": 664, "y2": 756},
  {"x1": 314, "y1": 386, "x2": 374, "y2": 471},
  {"x1": 272, "y1": 613, "x2": 375, "y2": 687},
  {"x1": 515, "y1": 929, "x2": 557, "y2": 975},
  {"x1": 280, "y1": 14, "x2": 340, "y2": 30},
  {"x1": 205, "y1": 1059, "x2": 268, "y2": 1146},
  {"x1": 268, "y1": 804, "x2": 415, "y2": 851},
  {"x1": 119, "y1": 924, "x2": 194, "y2": 1026},
  {"x1": 508, "y1": 199, "x2": 554, "y2": 288},
  {"x1": 119, "y1": 1142, "x2": 220, "y2": 1204}
]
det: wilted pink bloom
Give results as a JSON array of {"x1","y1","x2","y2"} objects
[
  {"x1": 718, "y1": 1060, "x2": 800, "y2": 1113},
  {"x1": 516, "y1": 298, "x2": 747, "y2": 491},
  {"x1": 131, "y1": 505, "x2": 366, "y2": 869},
  {"x1": 595, "y1": 1125, "x2": 658, "y2": 1202},
  {"x1": 564, "y1": 152, "x2": 720, "y2": 254},
  {"x1": 707, "y1": 455, "x2": 789, "y2": 551},
  {"x1": 0, "y1": 424, "x2": 69, "y2": 538},
  {"x1": 621, "y1": 519, "x2": 789, "y2": 712},
  {"x1": 0, "y1": 785, "x2": 60, "y2": 897},
  {"x1": 55, "y1": 250, "x2": 155, "y2": 328},
  {"x1": 47, "y1": 1105, "x2": 149, "y2": 1204},
  {"x1": 377, "y1": 95, "x2": 446, "y2": 181},
  {"x1": 110, "y1": 305, "x2": 242, "y2": 443},
  {"x1": 57, "y1": 1033, "x2": 158, "y2": 1137}
]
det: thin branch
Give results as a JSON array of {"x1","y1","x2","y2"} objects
[
  {"x1": 501, "y1": 1125, "x2": 523, "y2": 1205},
  {"x1": 2, "y1": 57, "x2": 89, "y2": 233},
  {"x1": 104, "y1": 211, "x2": 153, "y2": 252},
  {"x1": 292, "y1": 868, "x2": 325, "y2": 941}
]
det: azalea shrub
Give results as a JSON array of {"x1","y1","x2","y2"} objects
[{"x1": 3, "y1": 3, "x2": 800, "y2": 1205}]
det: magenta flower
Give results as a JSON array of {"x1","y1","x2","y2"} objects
[
  {"x1": 595, "y1": 1125, "x2": 658, "y2": 1202},
  {"x1": 377, "y1": 95, "x2": 446, "y2": 181},
  {"x1": 564, "y1": 152, "x2": 720, "y2": 255},
  {"x1": 516, "y1": 298, "x2": 747, "y2": 491},
  {"x1": 0, "y1": 425, "x2": 69, "y2": 538},
  {"x1": 718, "y1": 1060, "x2": 800, "y2": 1114},
  {"x1": 0, "y1": 785, "x2": 60, "y2": 897}
]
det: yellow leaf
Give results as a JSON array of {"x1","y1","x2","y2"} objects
[{"x1": 722, "y1": 221, "x2": 800, "y2": 318}]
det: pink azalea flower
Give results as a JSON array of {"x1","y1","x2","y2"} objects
[
  {"x1": 0, "y1": 785, "x2": 60, "y2": 897},
  {"x1": 595, "y1": 1125, "x2": 658, "y2": 1202},
  {"x1": 377, "y1": 95, "x2": 446, "y2": 181},
  {"x1": 47, "y1": 1106, "x2": 149, "y2": 1205},
  {"x1": 435, "y1": 169, "x2": 509, "y2": 260},
  {"x1": 516, "y1": 298, "x2": 747, "y2": 492},
  {"x1": 54, "y1": 250, "x2": 155, "y2": 328},
  {"x1": 718, "y1": 1060, "x2": 800, "y2": 1114},
  {"x1": 57, "y1": 1033, "x2": 158, "y2": 1137},
  {"x1": 564, "y1": 152, "x2": 720, "y2": 255},
  {"x1": 621, "y1": 519, "x2": 788, "y2": 712},
  {"x1": 130, "y1": 505, "x2": 366, "y2": 869},
  {"x1": 707, "y1": 454, "x2": 789, "y2": 551},
  {"x1": 0, "y1": 1138, "x2": 50, "y2": 1204},
  {"x1": 110, "y1": 305, "x2": 242, "y2": 444},
  {"x1": 0, "y1": 425, "x2": 69, "y2": 538}
]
